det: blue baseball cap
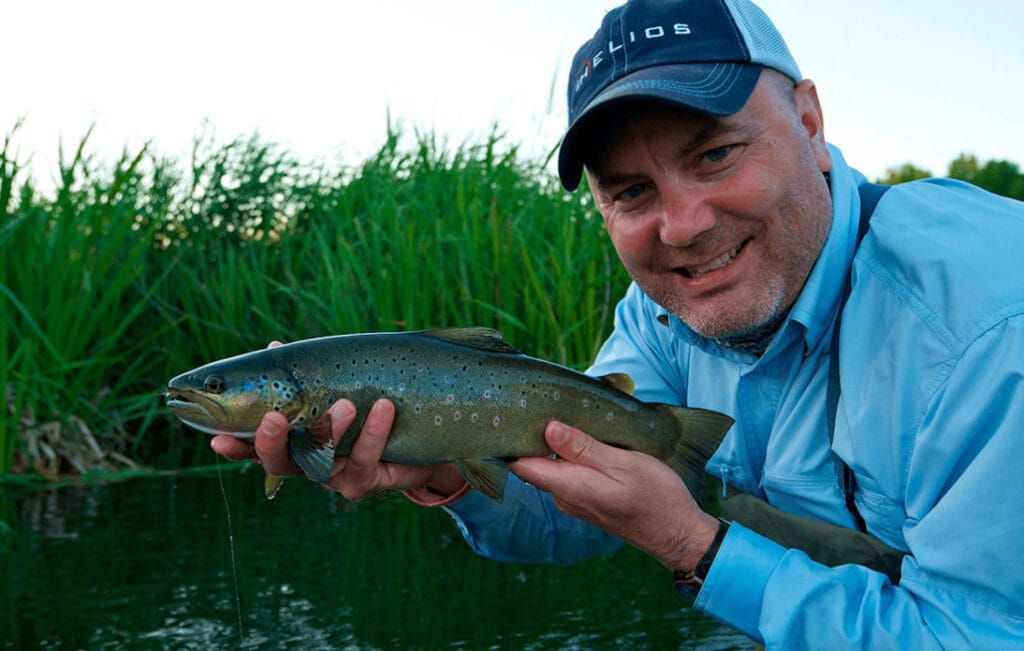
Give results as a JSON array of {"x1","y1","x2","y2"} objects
[{"x1": 558, "y1": 0, "x2": 801, "y2": 190}]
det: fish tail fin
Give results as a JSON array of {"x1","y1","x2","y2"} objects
[{"x1": 661, "y1": 407, "x2": 733, "y2": 505}]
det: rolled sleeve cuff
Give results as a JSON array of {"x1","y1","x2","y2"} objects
[
  {"x1": 441, "y1": 488, "x2": 507, "y2": 558},
  {"x1": 695, "y1": 521, "x2": 787, "y2": 641}
]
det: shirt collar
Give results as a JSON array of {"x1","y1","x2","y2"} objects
[{"x1": 787, "y1": 145, "x2": 863, "y2": 355}]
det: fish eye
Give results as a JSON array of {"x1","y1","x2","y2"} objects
[{"x1": 204, "y1": 374, "x2": 226, "y2": 394}]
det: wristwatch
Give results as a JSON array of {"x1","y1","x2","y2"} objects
[{"x1": 672, "y1": 518, "x2": 730, "y2": 601}]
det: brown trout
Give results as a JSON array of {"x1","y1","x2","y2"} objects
[{"x1": 166, "y1": 328, "x2": 733, "y2": 501}]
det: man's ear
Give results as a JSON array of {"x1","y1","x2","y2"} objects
[{"x1": 794, "y1": 79, "x2": 833, "y2": 173}]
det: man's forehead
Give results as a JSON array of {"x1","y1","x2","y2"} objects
[{"x1": 582, "y1": 101, "x2": 737, "y2": 166}]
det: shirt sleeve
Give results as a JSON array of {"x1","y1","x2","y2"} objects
[
  {"x1": 698, "y1": 316, "x2": 1024, "y2": 649},
  {"x1": 586, "y1": 283, "x2": 689, "y2": 404},
  {"x1": 442, "y1": 474, "x2": 625, "y2": 564}
]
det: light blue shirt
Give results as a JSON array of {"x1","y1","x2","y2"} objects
[{"x1": 444, "y1": 146, "x2": 1024, "y2": 648}]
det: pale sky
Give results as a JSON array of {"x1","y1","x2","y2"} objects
[{"x1": 3, "y1": 0, "x2": 1022, "y2": 192}]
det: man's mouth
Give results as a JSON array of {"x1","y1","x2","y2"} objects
[{"x1": 679, "y1": 240, "x2": 749, "y2": 279}]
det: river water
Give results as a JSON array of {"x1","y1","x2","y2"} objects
[{"x1": 0, "y1": 466, "x2": 750, "y2": 650}]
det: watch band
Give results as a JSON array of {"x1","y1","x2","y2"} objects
[{"x1": 673, "y1": 518, "x2": 730, "y2": 599}]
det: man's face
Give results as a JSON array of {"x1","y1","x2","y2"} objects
[{"x1": 584, "y1": 74, "x2": 834, "y2": 340}]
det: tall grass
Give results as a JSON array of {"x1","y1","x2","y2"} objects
[{"x1": 1, "y1": 122, "x2": 629, "y2": 476}]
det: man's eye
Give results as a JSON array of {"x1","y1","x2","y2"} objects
[
  {"x1": 618, "y1": 184, "x2": 648, "y2": 200},
  {"x1": 703, "y1": 146, "x2": 732, "y2": 163}
]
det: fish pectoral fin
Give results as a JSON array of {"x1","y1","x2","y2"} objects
[
  {"x1": 454, "y1": 457, "x2": 509, "y2": 502},
  {"x1": 288, "y1": 432, "x2": 335, "y2": 483},
  {"x1": 599, "y1": 372, "x2": 635, "y2": 395},
  {"x1": 264, "y1": 472, "x2": 285, "y2": 500},
  {"x1": 309, "y1": 411, "x2": 334, "y2": 448}
]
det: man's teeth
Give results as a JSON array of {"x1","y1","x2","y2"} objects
[{"x1": 686, "y1": 245, "x2": 742, "y2": 278}]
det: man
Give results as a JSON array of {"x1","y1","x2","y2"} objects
[{"x1": 213, "y1": 0, "x2": 1024, "y2": 647}]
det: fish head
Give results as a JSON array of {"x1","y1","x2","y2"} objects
[{"x1": 166, "y1": 350, "x2": 307, "y2": 439}]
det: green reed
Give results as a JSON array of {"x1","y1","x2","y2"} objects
[
  {"x1": 1, "y1": 123, "x2": 629, "y2": 475},
  {"x1": 1, "y1": 126, "x2": 180, "y2": 475}
]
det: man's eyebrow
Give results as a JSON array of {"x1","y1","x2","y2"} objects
[
  {"x1": 589, "y1": 119, "x2": 739, "y2": 189},
  {"x1": 679, "y1": 121, "x2": 730, "y2": 156}
]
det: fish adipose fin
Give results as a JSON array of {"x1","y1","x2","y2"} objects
[
  {"x1": 599, "y1": 373, "x2": 635, "y2": 395},
  {"x1": 419, "y1": 328, "x2": 522, "y2": 355},
  {"x1": 454, "y1": 457, "x2": 509, "y2": 502},
  {"x1": 661, "y1": 407, "x2": 734, "y2": 506}
]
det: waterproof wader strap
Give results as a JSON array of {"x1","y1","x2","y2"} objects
[
  {"x1": 827, "y1": 182, "x2": 892, "y2": 533},
  {"x1": 721, "y1": 492, "x2": 907, "y2": 584}
]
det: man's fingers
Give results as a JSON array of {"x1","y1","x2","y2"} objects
[
  {"x1": 328, "y1": 399, "x2": 358, "y2": 448},
  {"x1": 508, "y1": 455, "x2": 563, "y2": 493},
  {"x1": 210, "y1": 435, "x2": 256, "y2": 461},
  {"x1": 345, "y1": 399, "x2": 395, "y2": 472},
  {"x1": 544, "y1": 420, "x2": 622, "y2": 468},
  {"x1": 254, "y1": 410, "x2": 302, "y2": 475}
]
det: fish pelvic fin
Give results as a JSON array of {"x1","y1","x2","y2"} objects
[
  {"x1": 454, "y1": 457, "x2": 509, "y2": 502},
  {"x1": 264, "y1": 472, "x2": 285, "y2": 499},
  {"x1": 661, "y1": 406, "x2": 733, "y2": 506}
]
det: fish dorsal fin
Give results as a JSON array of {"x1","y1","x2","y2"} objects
[
  {"x1": 419, "y1": 327, "x2": 521, "y2": 355},
  {"x1": 600, "y1": 372, "x2": 635, "y2": 395}
]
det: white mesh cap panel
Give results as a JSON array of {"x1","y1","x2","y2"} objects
[{"x1": 724, "y1": 0, "x2": 802, "y2": 80}]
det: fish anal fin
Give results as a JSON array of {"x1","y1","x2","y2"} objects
[
  {"x1": 419, "y1": 328, "x2": 521, "y2": 355},
  {"x1": 454, "y1": 457, "x2": 509, "y2": 502},
  {"x1": 600, "y1": 372, "x2": 635, "y2": 395}
]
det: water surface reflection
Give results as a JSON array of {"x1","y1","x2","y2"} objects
[{"x1": 0, "y1": 468, "x2": 750, "y2": 650}]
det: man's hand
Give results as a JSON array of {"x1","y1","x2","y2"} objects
[
  {"x1": 509, "y1": 420, "x2": 720, "y2": 572},
  {"x1": 210, "y1": 398, "x2": 465, "y2": 501}
]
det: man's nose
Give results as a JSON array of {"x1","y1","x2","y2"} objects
[{"x1": 657, "y1": 186, "x2": 715, "y2": 247}]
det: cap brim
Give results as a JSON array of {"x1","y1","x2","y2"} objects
[{"x1": 558, "y1": 62, "x2": 763, "y2": 191}]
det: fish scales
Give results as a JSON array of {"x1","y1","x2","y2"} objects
[
  {"x1": 300, "y1": 334, "x2": 668, "y2": 462},
  {"x1": 167, "y1": 328, "x2": 733, "y2": 501}
]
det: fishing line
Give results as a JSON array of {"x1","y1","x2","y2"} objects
[{"x1": 216, "y1": 456, "x2": 245, "y2": 645}]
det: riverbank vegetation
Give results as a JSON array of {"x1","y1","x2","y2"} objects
[
  {"x1": 2, "y1": 121, "x2": 1022, "y2": 479},
  {"x1": 1, "y1": 122, "x2": 625, "y2": 478}
]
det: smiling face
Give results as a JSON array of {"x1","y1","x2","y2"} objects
[{"x1": 584, "y1": 72, "x2": 834, "y2": 340}]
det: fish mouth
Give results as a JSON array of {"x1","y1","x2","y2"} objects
[
  {"x1": 165, "y1": 390, "x2": 246, "y2": 437},
  {"x1": 677, "y1": 239, "x2": 750, "y2": 279}
]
